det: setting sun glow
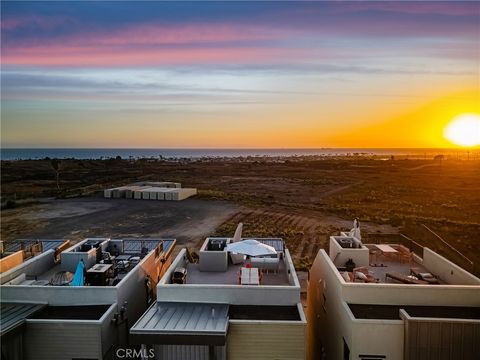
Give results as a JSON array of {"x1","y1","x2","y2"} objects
[{"x1": 444, "y1": 114, "x2": 480, "y2": 147}]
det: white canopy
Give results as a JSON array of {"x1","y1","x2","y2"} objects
[{"x1": 226, "y1": 239, "x2": 276, "y2": 257}]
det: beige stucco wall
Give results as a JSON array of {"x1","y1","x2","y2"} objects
[
  {"x1": 350, "y1": 317, "x2": 404, "y2": 360},
  {"x1": 227, "y1": 321, "x2": 305, "y2": 360},
  {"x1": 307, "y1": 249, "x2": 480, "y2": 360},
  {"x1": 422, "y1": 247, "x2": 480, "y2": 285},
  {"x1": 306, "y1": 250, "x2": 354, "y2": 360}
]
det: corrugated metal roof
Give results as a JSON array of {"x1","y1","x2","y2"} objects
[
  {"x1": 131, "y1": 302, "x2": 229, "y2": 345},
  {"x1": 0, "y1": 302, "x2": 46, "y2": 337}
]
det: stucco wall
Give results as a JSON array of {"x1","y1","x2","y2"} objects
[
  {"x1": 227, "y1": 321, "x2": 305, "y2": 360},
  {"x1": 329, "y1": 237, "x2": 369, "y2": 268},
  {"x1": 0, "y1": 285, "x2": 117, "y2": 305},
  {"x1": 350, "y1": 316, "x2": 404, "y2": 360},
  {"x1": 307, "y1": 250, "x2": 354, "y2": 360},
  {"x1": 422, "y1": 247, "x2": 480, "y2": 285},
  {"x1": 0, "y1": 250, "x2": 55, "y2": 284}
]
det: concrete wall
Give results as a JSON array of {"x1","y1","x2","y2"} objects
[
  {"x1": 0, "y1": 251, "x2": 24, "y2": 273},
  {"x1": 23, "y1": 306, "x2": 118, "y2": 360},
  {"x1": 348, "y1": 306, "x2": 404, "y2": 360},
  {"x1": 227, "y1": 320, "x2": 306, "y2": 360},
  {"x1": 342, "y1": 281, "x2": 480, "y2": 307},
  {"x1": 60, "y1": 250, "x2": 96, "y2": 272},
  {"x1": 199, "y1": 239, "x2": 228, "y2": 272},
  {"x1": 158, "y1": 249, "x2": 300, "y2": 306},
  {"x1": 0, "y1": 285, "x2": 117, "y2": 305},
  {"x1": 422, "y1": 247, "x2": 480, "y2": 285},
  {"x1": 329, "y1": 237, "x2": 369, "y2": 268},
  {"x1": 157, "y1": 283, "x2": 300, "y2": 306},
  {"x1": 285, "y1": 249, "x2": 301, "y2": 288},
  {"x1": 0, "y1": 250, "x2": 56, "y2": 284}
]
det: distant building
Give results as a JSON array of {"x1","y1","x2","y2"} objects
[
  {"x1": 0, "y1": 237, "x2": 176, "y2": 360},
  {"x1": 130, "y1": 236, "x2": 306, "y2": 360},
  {"x1": 104, "y1": 181, "x2": 197, "y2": 201},
  {"x1": 306, "y1": 234, "x2": 480, "y2": 360}
]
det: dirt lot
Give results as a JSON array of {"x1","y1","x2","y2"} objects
[{"x1": 0, "y1": 197, "x2": 239, "y2": 248}]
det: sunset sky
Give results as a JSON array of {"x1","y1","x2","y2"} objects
[{"x1": 1, "y1": 1, "x2": 479, "y2": 148}]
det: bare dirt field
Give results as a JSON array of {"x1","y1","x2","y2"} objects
[
  {"x1": 2, "y1": 157, "x2": 479, "y2": 274},
  {"x1": 1, "y1": 197, "x2": 239, "y2": 248}
]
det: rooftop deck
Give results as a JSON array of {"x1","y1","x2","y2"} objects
[
  {"x1": 366, "y1": 258, "x2": 436, "y2": 284},
  {"x1": 1, "y1": 238, "x2": 175, "y2": 287},
  {"x1": 185, "y1": 261, "x2": 290, "y2": 286},
  {"x1": 333, "y1": 241, "x2": 448, "y2": 285}
]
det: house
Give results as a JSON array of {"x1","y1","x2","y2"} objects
[
  {"x1": 130, "y1": 236, "x2": 306, "y2": 360},
  {"x1": 0, "y1": 237, "x2": 176, "y2": 360},
  {"x1": 306, "y1": 233, "x2": 480, "y2": 360}
]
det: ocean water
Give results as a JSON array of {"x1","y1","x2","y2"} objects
[{"x1": 0, "y1": 148, "x2": 464, "y2": 160}]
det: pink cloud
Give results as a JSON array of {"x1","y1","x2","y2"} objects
[
  {"x1": 1, "y1": 15, "x2": 73, "y2": 31},
  {"x1": 2, "y1": 45, "x2": 308, "y2": 67},
  {"x1": 2, "y1": 21, "x2": 305, "y2": 67},
  {"x1": 92, "y1": 23, "x2": 285, "y2": 46}
]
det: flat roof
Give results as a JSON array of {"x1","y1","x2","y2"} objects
[
  {"x1": 131, "y1": 302, "x2": 229, "y2": 346},
  {"x1": 336, "y1": 244, "x2": 444, "y2": 285},
  {"x1": 0, "y1": 302, "x2": 46, "y2": 337},
  {"x1": 185, "y1": 262, "x2": 290, "y2": 286},
  {"x1": 28, "y1": 304, "x2": 112, "y2": 320},
  {"x1": 348, "y1": 304, "x2": 480, "y2": 320},
  {"x1": 3, "y1": 238, "x2": 175, "y2": 287}
]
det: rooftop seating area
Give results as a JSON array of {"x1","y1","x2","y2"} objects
[
  {"x1": 185, "y1": 261, "x2": 290, "y2": 286},
  {"x1": 1, "y1": 238, "x2": 175, "y2": 287},
  {"x1": 336, "y1": 243, "x2": 443, "y2": 284},
  {"x1": 333, "y1": 240, "x2": 480, "y2": 286},
  {"x1": 167, "y1": 237, "x2": 294, "y2": 287}
]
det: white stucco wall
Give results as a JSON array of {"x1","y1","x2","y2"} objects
[
  {"x1": 329, "y1": 237, "x2": 369, "y2": 268},
  {"x1": 422, "y1": 247, "x2": 480, "y2": 285},
  {"x1": 307, "y1": 249, "x2": 480, "y2": 360},
  {"x1": 0, "y1": 250, "x2": 56, "y2": 284}
]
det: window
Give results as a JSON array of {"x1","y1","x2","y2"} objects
[{"x1": 343, "y1": 338, "x2": 350, "y2": 360}]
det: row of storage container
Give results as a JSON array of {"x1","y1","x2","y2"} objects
[{"x1": 104, "y1": 186, "x2": 197, "y2": 201}]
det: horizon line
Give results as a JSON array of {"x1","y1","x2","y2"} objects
[{"x1": 1, "y1": 147, "x2": 478, "y2": 150}]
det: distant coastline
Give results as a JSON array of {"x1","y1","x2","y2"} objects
[{"x1": 1, "y1": 148, "x2": 477, "y2": 161}]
